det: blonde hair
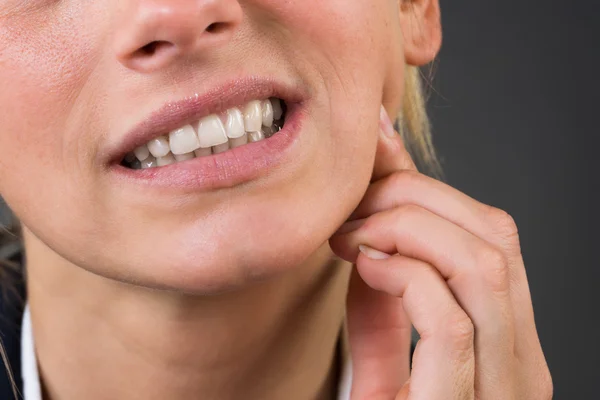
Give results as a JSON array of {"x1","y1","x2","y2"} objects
[{"x1": 398, "y1": 65, "x2": 443, "y2": 179}]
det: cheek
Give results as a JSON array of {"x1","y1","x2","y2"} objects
[
  {"x1": 267, "y1": 0, "x2": 405, "y2": 131},
  {"x1": 273, "y1": 0, "x2": 396, "y2": 88},
  {"x1": 0, "y1": 5, "x2": 102, "y2": 209},
  {"x1": 265, "y1": 0, "x2": 405, "y2": 179}
]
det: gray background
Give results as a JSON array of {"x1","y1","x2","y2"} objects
[
  {"x1": 429, "y1": 2, "x2": 598, "y2": 398},
  {"x1": 1, "y1": 2, "x2": 597, "y2": 398}
]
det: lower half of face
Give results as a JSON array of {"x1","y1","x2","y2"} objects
[{"x1": 0, "y1": 0, "x2": 406, "y2": 293}]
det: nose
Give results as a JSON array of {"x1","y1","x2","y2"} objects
[{"x1": 115, "y1": 0, "x2": 243, "y2": 72}]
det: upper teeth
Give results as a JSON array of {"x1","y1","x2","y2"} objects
[{"x1": 129, "y1": 98, "x2": 283, "y2": 169}]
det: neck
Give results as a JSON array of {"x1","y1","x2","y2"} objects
[{"x1": 24, "y1": 230, "x2": 351, "y2": 400}]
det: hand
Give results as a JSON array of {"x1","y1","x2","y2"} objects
[{"x1": 329, "y1": 106, "x2": 552, "y2": 399}]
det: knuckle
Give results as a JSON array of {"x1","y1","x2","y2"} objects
[
  {"x1": 446, "y1": 308, "x2": 475, "y2": 352},
  {"x1": 486, "y1": 207, "x2": 521, "y2": 245},
  {"x1": 475, "y1": 245, "x2": 510, "y2": 293},
  {"x1": 537, "y1": 368, "x2": 554, "y2": 400}
]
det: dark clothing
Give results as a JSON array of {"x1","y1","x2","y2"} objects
[{"x1": 0, "y1": 253, "x2": 25, "y2": 399}]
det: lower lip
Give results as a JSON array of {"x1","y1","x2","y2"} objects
[{"x1": 111, "y1": 103, "x2": 305, "y2": 192}]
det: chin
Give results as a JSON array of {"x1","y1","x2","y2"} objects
[{"x1": 75, "y1": 223, "x2": 332, "y2": 295}]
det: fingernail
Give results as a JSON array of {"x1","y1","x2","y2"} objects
[
  {"x1": 334, "y1": 218, "x2": 367, "y2": 235},
  {"x1": 380, "y1": 105, "x2": 397, "y2": 138},
  {"x1": 358, "y1": 244, "x2": 391, "y2": 260}
]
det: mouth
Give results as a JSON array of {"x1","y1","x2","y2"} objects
[
  {"x1": 108, "y1": 78, "x2": 307, "y2": 191},
  {"x1": 120, "y1": 98, "x2": 288, "y2": 169}
]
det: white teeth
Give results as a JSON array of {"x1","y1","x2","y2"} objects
[
  {"x1": 248, "y1": 131, "x2": 265, "y2": 143},
  {"x1": 134, "y1": 144, "x2": 150, "y2": 161},
  {"x1": 156, "y1": 153, "x2": 176, "y2": 167},
  {"x1": 243, "y1": 100, "x2": 262, "y2": 132},
  {"x1": 169, "y1": 125, "x2": 200, "y2": 155},
  {"x1": 132, "y1": 99, "x2": 284, "y2": 169},
  {"x1": 229, "y1": 133, "x2": 248, "y2": 148},
  {"x1": 174, "y1": 152, "x2": 195, "y2": 162},
  {"x1": 147, "y1": 136, "x2": 170, "y2": 158},
  {"x1": 225, "y1": 108, "x2": 245, "y2": 139},
  {"x1": 194, "y1": 147, "x2": 212, "y2": 157},
  {"x1": 271, "y1": 98, "x2": 283, "y2": 120},
  {"x1": 212, "y1": 142, "x2": 230, "y2": 154},
  {"x1": 196, "y1": 114, "x2": 228, "y2": 148},
  {"x1": 141, "y1": 156, "x2": 157, "y2": 169},
  {"x1": 262, "y1": 100, "x2": 274, "y2": 127}
]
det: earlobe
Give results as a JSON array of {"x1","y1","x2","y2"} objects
[{"x1": 399, "y1": 0, "x2": 442, "y2": 66}]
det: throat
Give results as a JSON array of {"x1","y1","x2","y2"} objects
[{"x1": 26, "y1": 241, "x2": 351, "y2": 400}]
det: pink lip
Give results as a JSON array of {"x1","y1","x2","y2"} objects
[{"x1": 107, "y1": 77, "x2": 308, "y2": 192}]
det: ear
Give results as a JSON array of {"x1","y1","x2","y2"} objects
[{"x1": 398, "y1": 0, "x2": 442, "y2": 66}]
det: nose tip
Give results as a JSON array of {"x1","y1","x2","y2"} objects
[{"x1": 115, "y1": 0, "x2": 243, "y2": 72}]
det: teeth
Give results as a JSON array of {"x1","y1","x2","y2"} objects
[
  {"x1": 141, "y1": 156, "x2": 157, "y2": 169},
  {"x1": 243, "y1": 100, "x2": 262, "y2": 132},
  {"x1": 229, "y1": 133, "x2": 248, "y2": 148},
  {"x1": 262, "y1": 100, "x2": 274, "y2": 127},
  {"x1": 212, "y1": 142, "x2": 230, "y2": 154},
  {"x1": 271, "y1": 98, "x2": 283, "y2": 120},
  {"x1": 147, "y1": 136, "x2": 170, "y2": 158},
  {"x1": 156, "y1": 153, "x2": 176, "y2": 167},
  {"x1": 169, "y1": 125, "x2": 200, "y2": 155},
  {"x1": 196, "y1": 114, "x2": 228, "y2": 148},
  {"x1": 174, "y1": 152, "x2": 195, "y2": 162},
  {"x1": 130, "y1": 98, "x2": 284, "y2": 169},
  {"x1": 194, "y1": 147, "x2": 212, "y2": 157},
  {"x1": 248, "y1": 131, "x2": 265, "y2": 143},
  {"x1": 225, "y1": 108, "x2": 245, "y2": 139},
  {"x1": 134, "y1": 144, "x2": 150, "y2": 161}
]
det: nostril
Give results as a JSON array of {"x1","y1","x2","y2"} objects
[
  {"x1": 136, "y1": 41, "x2": 172, "y2": 57},
  {"x1": 205, "y1": 22, "x2": 228, "y2": 34}
]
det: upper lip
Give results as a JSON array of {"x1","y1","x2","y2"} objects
[{"x1": 105, "y1": 76, "x2": 306, "y2": 163}]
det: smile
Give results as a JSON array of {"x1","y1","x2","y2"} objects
[
  {"x1": 109, "y1": 78, "x2": 306, "y2": 191},
  {"x1": 122, "y1": 98, "x2": 287, "y2": 169}
]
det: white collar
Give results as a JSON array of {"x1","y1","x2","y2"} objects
[
  {"x1": 21, "y1": 305, "x2": 42, "y2": 400},
  {"x1": 21, "y1": 305, "x2": 352, "y2": 400}
]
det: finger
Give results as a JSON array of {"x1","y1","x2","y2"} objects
[
  {"x1": 349, "y1": 252, "x2": 475, "y2": 399},
  {"x1": 371, "y1": 105, "x2": 417, "y2": 182},
  {"x1": 342, "y1": 105, "x2": 416, "y2": 399},
  {"x1": 330, "y1": 206, "x2": 516, "y2": 397},
  {"x1": 348, "y1": 170, "x2": 513, "y2": 251},
  {"x1": 346, "y1": 268, "x2": 411, "y2": 399},
  {"x1": 345, "y1": 169, "x2": 540, "y2": 358}
]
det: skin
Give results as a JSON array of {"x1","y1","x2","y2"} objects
[{"x1": 0, "y1": 0, "x2": 552, "y2": 399}]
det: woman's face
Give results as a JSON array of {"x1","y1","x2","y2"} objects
[{"x1": 0, "y1": 0, "x2": 408, "y2": 292}]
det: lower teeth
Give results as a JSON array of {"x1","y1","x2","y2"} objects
[{"x1": 123, "y1": 119, "x2": 284, "y2": 170}]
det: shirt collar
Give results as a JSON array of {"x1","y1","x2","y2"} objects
[{"x1": 21, "y1": 305, "x2": 42, "y2": 400}]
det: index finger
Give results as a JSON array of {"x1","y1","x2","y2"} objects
[{"x1": 371, "y1": 105, "x2": 417, "y2": 181}]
